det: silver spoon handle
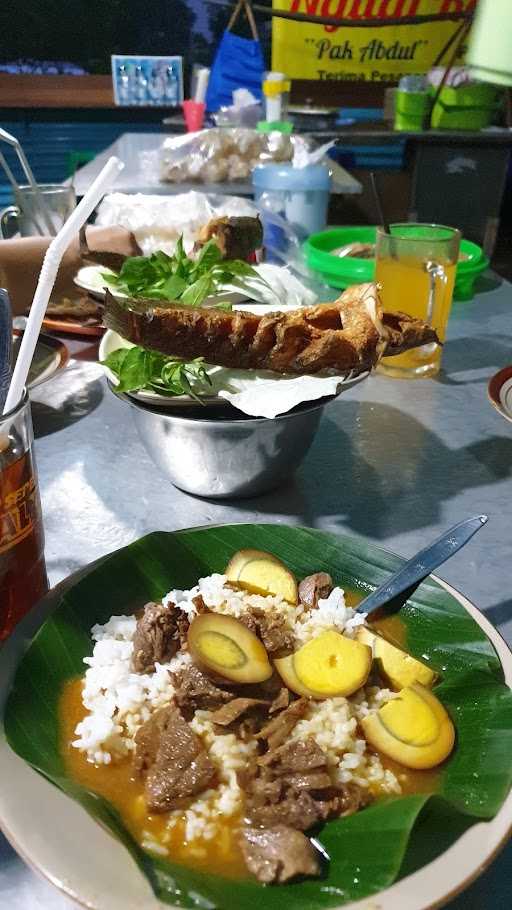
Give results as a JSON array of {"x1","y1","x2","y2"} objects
[{"x1": 358, "y1": 515, "x2": 488, "y2": 617}]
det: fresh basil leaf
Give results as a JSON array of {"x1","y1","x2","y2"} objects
[
  {"x1": 104, "y1": 346, "x2": 211, "y2": 399},
  {"x1": 181, "y1": 273, "x2": 215, "y2": 307},
  {"x1": 113, "y1": 347, "x2": 158, "y2": 393},
  {"x1": 101, "y1": 236, "x2": 267, "y2": 306},
  {"x1": 174, "y1": 234, "x2": 186, "y2": 266},
  {"x1": 101, "y1": 347, "x2": 131, "y2": 374},
  {"x1": 220, "y1": 259, "x2": 257, "y2": 278},
  {"x1": 193, "y1": 240, "x2": 223, "y2": 274},
  {"x1": 160, "y1": 274, "x2": 187, "y2": 300}
]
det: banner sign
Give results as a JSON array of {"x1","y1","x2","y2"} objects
[{"x1": 272, "y1": 0, "x2": 477, "y2": 82}]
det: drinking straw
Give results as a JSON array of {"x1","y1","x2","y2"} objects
[
  {"x1": 0, "y1": 127, "x2": 57, "y2": 236},
  {"x1": 3, "y1": 156, "x2": 124, "y2": 414},
  {"x1": 370, "y1": 171, "x2": 390, "y2": 234},
  {"x1": 0, "y1": 150, "x2": 46, "y2": 236}
]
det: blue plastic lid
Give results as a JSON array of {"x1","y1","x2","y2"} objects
[{"x1": 252, "y1": 163, "x2": 331, "y2": 191}]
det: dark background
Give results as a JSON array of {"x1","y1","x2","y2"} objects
[{"x1": 0, "y1": 0, "x2": 272, "y2": 74}]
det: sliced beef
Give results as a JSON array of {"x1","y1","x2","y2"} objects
[
  {"x1": 210, "y1": 697, "x2": 267, "y2": 727},
  {"x1": 176, "y1": 612, "x2": 191, "y2": 650},
  {"x1": 286, "y1": 772, "x2": 333, "y2": 791},
  {"x1": 170, "y1": 662, "x2": 234, "y2": 716},
  {"x1": 298, "y1": 573, "x2": 333, "y2": 610},
  {"x1": 256, "y1": 698, "x2": 308, "y2": 750},
  {"x1": 134, "y1": 703, "x2": 216, "y2": 813},
  {"x1": 245, "y1": 736, "x2": 368, "y2": 830},
  {"x1": 132, "y1": 601, "x2": 181, "y2": 674},
  {"x1": 239, "y1": 608, "x2": 294, "y2": 656},
  {"x1": 321, "y1": 782, "x2": 370, "y2": 817},
  {"x1": 248, "y1": 786, "x2": 326, "y2": 830},
  {"x1": 239, "y1": 825, "x2": 321, "y2": 883},
  {"x1": 269, "y1": 687, "x2": 289, "y2": 715},
  {"x1": 258, "y1": 738, "x2": 327, "y2": 773}
]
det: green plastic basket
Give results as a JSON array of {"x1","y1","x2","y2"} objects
[
  {"x1": 430, "y1": 83, "x2": 502, "y2": 130},
  {"x1": 304, "y1": 226, "x2": 489, "y2": 302},
  {"x1": 394, "y1": 90, "x2": 431, "y2": 132}
]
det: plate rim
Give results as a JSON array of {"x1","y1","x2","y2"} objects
[
  {"x1": 13, "y1": 329, "x2": 71, "y2": 388},
  {"x1": 0, "y1": 524, "x2": 511, "y2": 910},
  {"x1": 488, "y1": 364, "x2": 512, "y2": 424}
]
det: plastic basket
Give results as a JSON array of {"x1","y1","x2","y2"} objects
[
  {"x1": 303, "y1": 227, "x2": 489, "y2": 301},
  {"x1": 430, "y1": 83, "x2": 502, "y2": 130},
  {"x1": 394, "y1": 90, "x2": 431, "y2": 132}
]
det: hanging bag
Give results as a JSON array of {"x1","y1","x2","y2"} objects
[{"x1": 205, "y1": 0, "x2": 264, "y2": 112}]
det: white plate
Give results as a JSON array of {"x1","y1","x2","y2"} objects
[
  {"x1": 0, "y1": 568, "x2": 511, "y2": 910},
  {"x1": 99, "y1": 329, "x2": 369, "y2": 416},
  {"x1": 74, "y1": 265, "x2": 246, "y2": 309}
]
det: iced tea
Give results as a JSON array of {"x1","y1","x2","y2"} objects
[
  {"x1": 375, "y1": 224, "x2": 461, "y2": 379},
  {"x1": 0, "y1": 394, "x2": 48, "y2": 639}
]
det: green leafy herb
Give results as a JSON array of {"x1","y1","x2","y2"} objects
[
  {"x1": 102, "y1": 346, "x2": 212, "y2": 402},
  {"x1": 103, "y1": 236, "x2": 269, "y2": 307}
]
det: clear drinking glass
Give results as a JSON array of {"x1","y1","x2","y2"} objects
[
  {"x1": 0, "y1": 392, "x2": 48, "y2": 639},
  {"x1": 375, "y1": 223, "x2": 461, "y2": 379},
  {"x1": 0, "y1": 184, "x2": 76, "y2": 239}
]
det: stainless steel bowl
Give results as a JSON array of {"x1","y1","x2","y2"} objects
[{"x1": 114, "y1": 388, "x2": 327, "y2": 499}]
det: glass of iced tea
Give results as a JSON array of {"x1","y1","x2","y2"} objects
[
  {"x1": 0, "y1": 392, "x2": 48, "y2": 639},
  {"x1": 375, "y1": 223, "x2": 461, "y2": 379}
]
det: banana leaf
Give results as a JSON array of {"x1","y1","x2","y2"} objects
[{"x1": 5, "y1": 524, "x2": 512, "y2": 908}]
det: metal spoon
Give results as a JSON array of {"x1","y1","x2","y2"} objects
[
  {"x1": 0, "y1": 288, "x2": 13, "y2": 412},
  {"x1": 357, "y1": 515, "x2": 488, "y2": 618}
]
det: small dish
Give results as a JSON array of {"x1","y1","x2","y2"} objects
[
  {"x1": 488, "y1": 365, "x2": 512, "y2": 424},
  {"x1": 12, "y1": 330, "x2": 69, "y2": 389}
]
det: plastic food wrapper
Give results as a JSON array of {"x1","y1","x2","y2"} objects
[
  {"x1": 213, "y1": 88, "x2": 263, "y2": 128},
  {"x1": 230, "y1": 264, "x2": 318, "y2": 309},
  {"x1": 95, "y1": 191, "x2": 258, "y2": 255},
  {"x1": 159, "y1": 128, "x2": 313, "y2": 184},
  {"x1": 427, "y1": 66, "x2": 474, "y2": 89},
  {"x1": 206, "y1": 365, "x2": 355, "y2": 418}
]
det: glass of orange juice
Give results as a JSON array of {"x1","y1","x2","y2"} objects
[{"x1": 375, "y1": 223, "x2": 461, "y2": 379}]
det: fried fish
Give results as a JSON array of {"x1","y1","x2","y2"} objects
[
  {"x1": 103, "y1": 282, "x2": 439, "y2": 377},
  {"x1": 194, "y1": 216, "x2": 263, "y2": 261}
]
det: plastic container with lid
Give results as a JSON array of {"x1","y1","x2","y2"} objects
[{"x1": 252, "y1": 163, "x2": 331, "y2": 237}]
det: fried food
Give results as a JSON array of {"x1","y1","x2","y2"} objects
[
  {"x1": 194, "y1": 216, "x2": 263, "y2": 261},
  {"x1": 46, "y1": 296, "x2": 102, "y2": 324},
  {"x1": 103, "y1": 282, "x2": 439, "y2": 376}
]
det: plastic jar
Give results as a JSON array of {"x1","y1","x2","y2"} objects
[{"x1": 252, "y1": 163, "x2": 331, "y2": 237}]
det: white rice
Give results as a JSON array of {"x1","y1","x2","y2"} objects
[
  {"x1": 166, "y1": 573, "x2": 367, "y2": 643},
  {"x1": 72, "y1": 614, "x2": 191, "y2": 764},
  {"x1": 73, "y1": 574, "x2": 401, "y2": 842}
]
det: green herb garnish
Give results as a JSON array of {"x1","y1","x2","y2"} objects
[
  {"x1": 103, "y1": 236, "x2": 269, "y2": 308},
  {"x1": 103, "y1": 346, "x2": 212, "y2": 403}
]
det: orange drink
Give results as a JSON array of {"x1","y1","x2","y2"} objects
[{"x1": 375, "y1": 224, "x2": 460, "y2": 378}]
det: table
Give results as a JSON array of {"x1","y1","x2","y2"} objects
[
  {"x1": 2, "y1": 275, "x2": 512, "y2": 908},
  {"x1": 70, "y1": 132, "x2": 362, "y2": 197}
]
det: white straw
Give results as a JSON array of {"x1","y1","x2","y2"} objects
[
  {"x1": 3, "y1": 155, "x2": 124, "y2": 415},
  {"x1": 194, "y1": 68, "x2": 210, "y2": 104},
  {"x1": 0, "y1": 128, "x2": 57, "y2": 237}
]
